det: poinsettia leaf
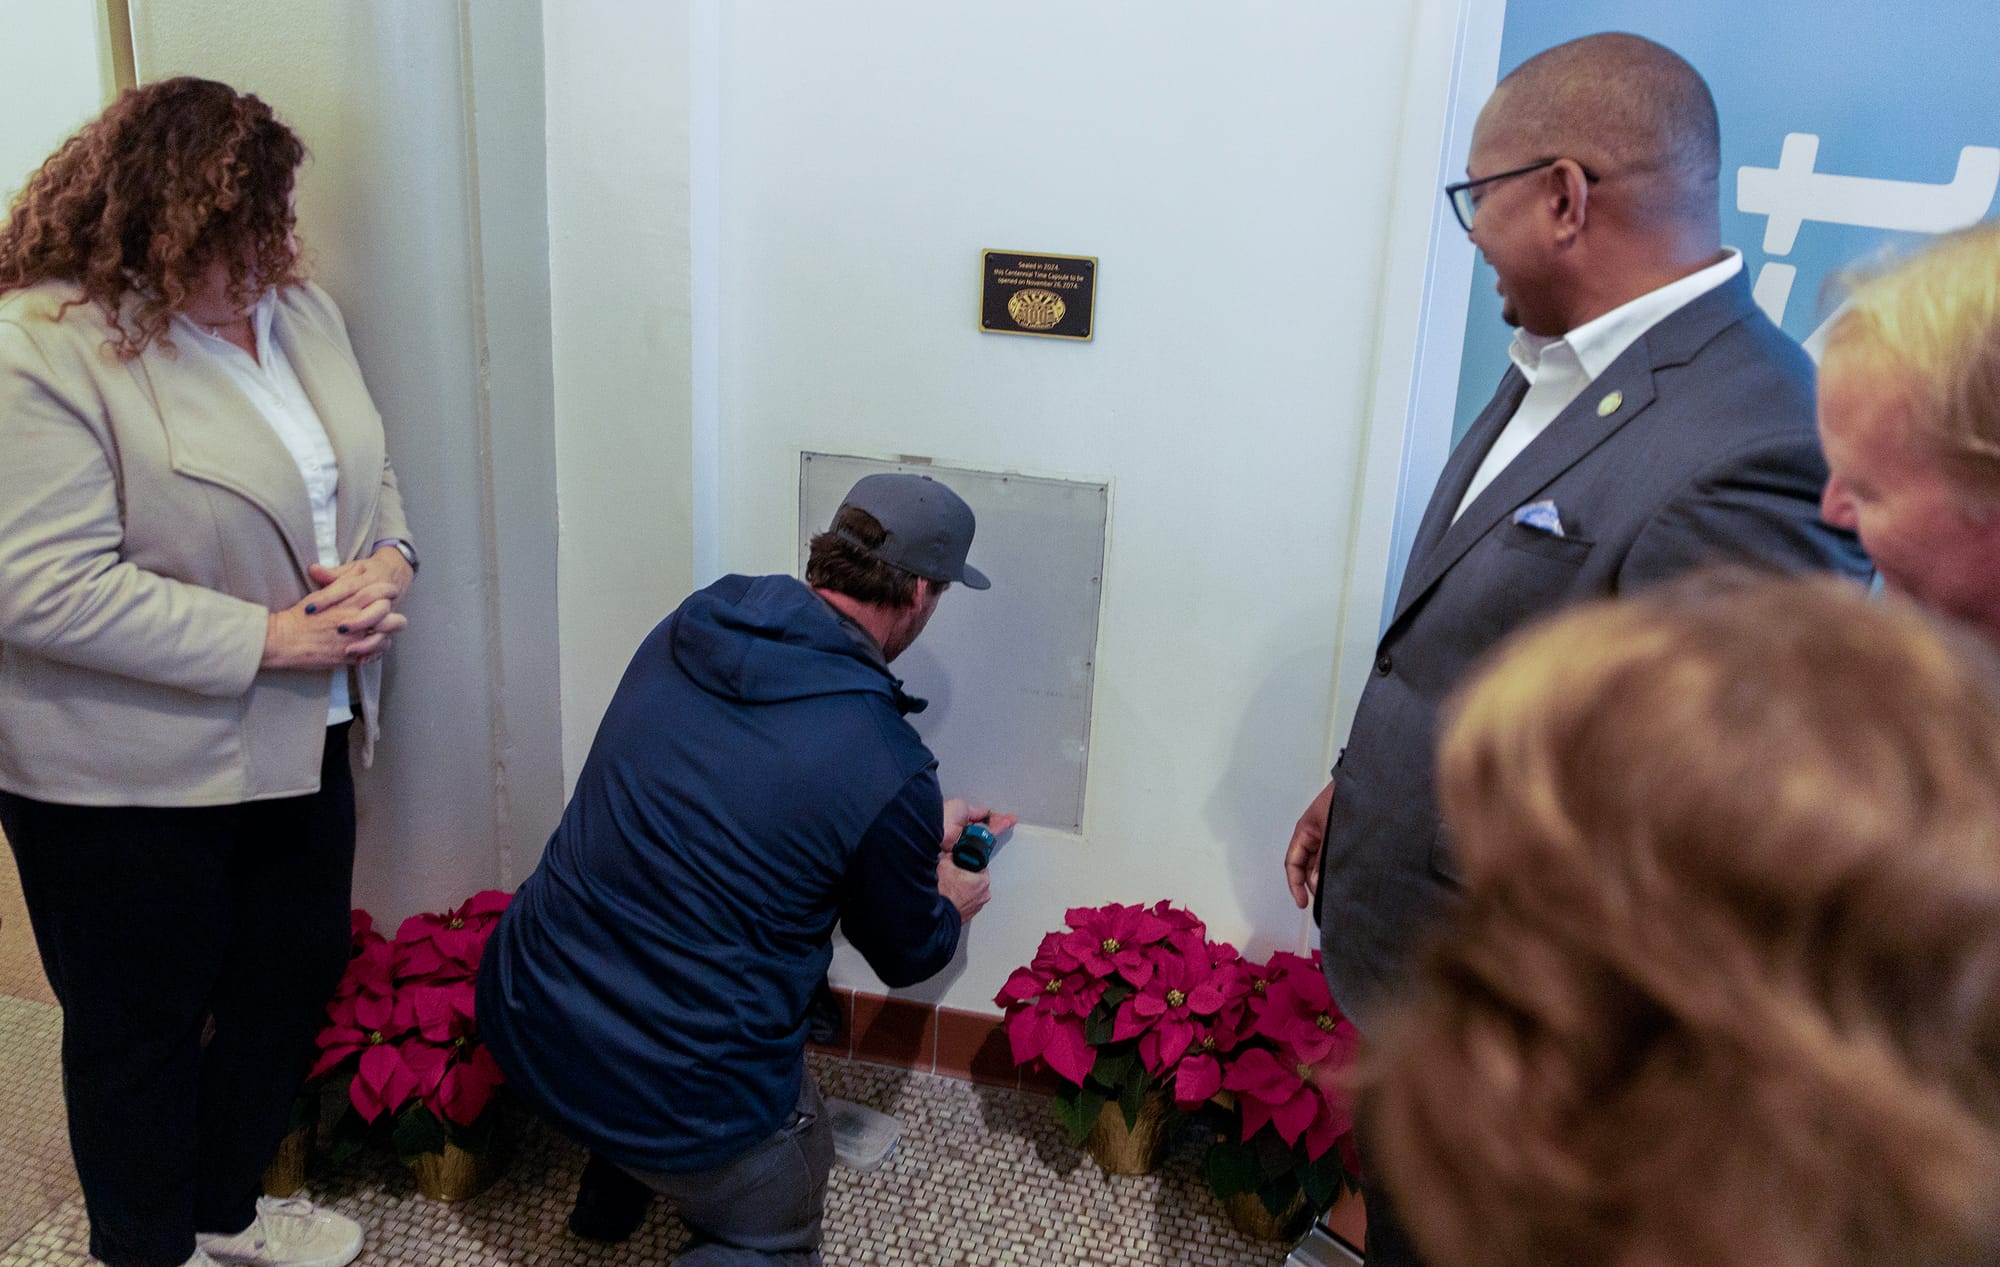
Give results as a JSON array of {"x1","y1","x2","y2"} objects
[
  {"x1": 1258, "y1": 1173, "x2": 1309, "y2": 1233},
  {"x1": 1154, "y1": 1020, "x2": 1194, "y2": 1070},
  {"x1": 1173, "y1": 1054, "x2": 1223, "y2": 1107},
  {"x1": 456, "y1": 890, "x2": 512, "y2": 923},
  {"x1": 1286, "y1": 1029, "x2": 1337, "y2": 1065},
  {"x1": 446, "y1": 1093, "x2": 501, "y2": 1155},
  {"x1": 412, "y1": 987, "x2": 460, "y2": 1042},
  {"x1": 435, "y1": 928, "x2": 486, "y2": 974},
  {"x1": 1051, "y1": 1083, "x2": 1087, "y2": 1137},
  {"x1": 1252, "y1": 1122, "x2": 1297, "y2": 1178},
  {"x1": 392, "y1": 1102, "x2": 447, "y2": 1165},
  {"x1": 1187, "y1": 981, "x2": 1226, "y2": 1014},
  {"x1": 307, "y1": 1048, "x2": 348, "y2": 1081},
  {"x1": 400, "y1": 1041, "x2": 451, "y2": 1095},
  {"x1": 1110, "y1": 1000, "x2": 1150, "y2": 1043},
  {"x1": 1338, "y1": 1132, "x2": 1362, "y2": 1184},
  {"x1": 1007, "y1": 1008, "x2": 1050, "y2": 1066},
  {"x1": 1302, "y1": 1100, "x2": 1344, "y2": 1162},
  {"x1": 353, "y1": 992, "x2": 397, "y2": 1034},
  {"x1": 435, "y1": 1047, "x2": 505, "y2": 1126},
  {"x1": 1128, "y1": 910, "x2": 1171, "y2": 945},
  {"x1": 1067, "y1": 979, "x2": 1109, "y2": 1017},
  {"x1": 1100, "y1": 980, "x2": 1134, "y2": 1011},
  {"x1": 1116, "y1": 1069, "x2": 1150, "y2": 1129},
  {"x1": 1053, "y1": 1083, "x2": 1107, "y2": 1144},
  {"x1": 1044, "y1": 1022, "x2": 1097, "y2": 1086},
  {"x1": 1301, "y1": 1151, "x2": 1341, "y2": 1209},
  {"x1": 1084, "y1": 1005, "x2": 1121, "y2": 1047},
  {"x1": 395, "y1": 913, "x2": 446, "y2": 945},
  {"x1": 1030, "y1": 930, "x2": 1066, "y2": 965},
  {"x1": 1223, "y1": 1047, "x2": 1286, "y2": 1101},
  {"x1": 1271, "y1": 1087, "x2": 1316, "y2": 1146},
  {"x1": 322, "y1": 1104, "x2": 372, "y2": 1164},
  {"x1": 1205, "y1": 1137, "x2": 1261, "y2": 1198},
  {"x1": 353, "y1": 1045, "x2": 419, "y2": 1122},
  {"x1": 995, "y1": 967, "x2": 1046, "y2": 1008},
  {"x1": 1093, "y1": 1048, "x2": 1135, "y2": 1088},
  {"x1": 1240, "y1": 1095, "x2": 1274, "y2": 1144}
]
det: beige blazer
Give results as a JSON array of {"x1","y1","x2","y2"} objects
[{"x1": 0, "y1": 281, "x2": 411, "y2": 807}]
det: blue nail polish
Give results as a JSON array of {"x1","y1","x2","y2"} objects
[
  {"x1": 305, "y1": 604, "x2": 317, "y2": 614},
  {"x1": 337, "y1": 624, "x2": 349, "y2": 634}
]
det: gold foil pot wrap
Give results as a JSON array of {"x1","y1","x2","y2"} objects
[
  {"x1": 1084, "y1": 1091, "x2": 1170, "y2": 1175},
  {"x1": 260, "y1": 1124, "x2": 313, "y2": 1199},
  {"x1": 410, "y1": 1141, "x2": 506, "y2": 1202},
  {"x1": 1224, "y1": 1189, "x2": 1308, "y2": 1241}
]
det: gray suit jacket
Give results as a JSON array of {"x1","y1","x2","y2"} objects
[{"x1": 1316, "y1": 271, "x2": 1873, "y2": 1027}]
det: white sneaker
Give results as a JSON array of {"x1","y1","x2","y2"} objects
[
  {"x1": 181, "y1": 1249, "x2": 225, "y2": 1267},
  {"x1": 196, "y1": 1197, "x2": 364, "y2": 1267}
]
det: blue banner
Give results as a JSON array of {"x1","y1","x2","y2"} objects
[{"x1": 1451, "y1": 1, "x2": 2000, "y2": 439}]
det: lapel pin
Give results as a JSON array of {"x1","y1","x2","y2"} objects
[{"x1": 1597, "y1": 390, "x2": 1624, "y2": 417}]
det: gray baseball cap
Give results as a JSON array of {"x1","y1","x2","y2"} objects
[{"x1": 834, "y1": 473, "x2": 991, "y2": 590}]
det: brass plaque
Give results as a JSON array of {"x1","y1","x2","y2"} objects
[{"x1": 980, "y1": 250, "x2": 1096, "y2": 341}]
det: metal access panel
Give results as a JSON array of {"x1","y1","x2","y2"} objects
[{"x1": 798, "y1": 452, "x2": 1107, "y2": 832}]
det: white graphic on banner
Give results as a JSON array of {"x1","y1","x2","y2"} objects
[{"x1": 1736, "y1": 132, "x2": 2000, "y2": 346}]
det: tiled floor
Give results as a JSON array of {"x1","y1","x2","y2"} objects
[
  {"x1": 0, "y1": 833, "x2": 57, "y2": 1004},
  {"x1": 0, "y1": 997, "x2": 77, "y2": 1255},
  {"x1": 0, "y1": 1028, "x2": 1299, "y2": 1266},
  {"x1": 0, "y1": 838, "x2": 1305, "y2": 1265}
]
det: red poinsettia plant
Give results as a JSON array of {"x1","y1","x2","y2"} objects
[
  {"x1": 994, "y1": 900, "x2": 1229, "y2": 1141},
  {"x1": 996, "y1": 905, "x2": 1361, "y2": 1233},
  {"x1": 1198, "y1": 949, "x2": 1363, "y2": 1234},
  {"x1": 311, "y1": 892, "x2": 513, "y2": 1163}
]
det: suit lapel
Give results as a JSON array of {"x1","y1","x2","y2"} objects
[
  {"x1": 1400, "y1": 368, "x2": 1527, "y2": 594},
  {"x1": 1387, "y1": 270, "x2": 1761, "y2": 631},
  {"x1": 140, "y1": 334, "x2": 319, "y2": 578}
]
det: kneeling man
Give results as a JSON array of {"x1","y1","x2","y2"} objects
[{"x1": 480, "y1": 473, "x2": 1006, "y2": 1264}]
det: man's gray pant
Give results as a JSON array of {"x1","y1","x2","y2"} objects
[{"x1": 623, "y1": 1074, "x2": 833, "y2": 1265}]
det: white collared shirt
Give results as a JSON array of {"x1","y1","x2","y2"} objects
[
  {"x1": 177, "y1": 294, "x2": 352, "y2": 725},
  {"x1": 1452, "y1": 249, "x2": 1745, "y2": 521}
]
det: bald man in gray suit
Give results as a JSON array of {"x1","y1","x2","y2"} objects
[{"x1": 1282, "y1": 33, "x2": 1873, "y2": 1266}]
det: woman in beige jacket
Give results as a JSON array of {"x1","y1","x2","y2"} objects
[{"x1": 0, "y1": 79, "x2": 412, "y2": 1267}]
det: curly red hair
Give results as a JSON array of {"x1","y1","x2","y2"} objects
[
  {"x1": 1361, "y1": 571, "x2": 2000, "y2": 1267},
  {"x1": 0, "y1": 76, "x2": 306, "y2": 358}
]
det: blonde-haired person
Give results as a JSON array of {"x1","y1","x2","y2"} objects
[
  {"x1": 1358, "y1": 570, "x2": 2000, "y2": 1267},
  {"x1": 0, "y1": 79, "x2": 414, "y2": 1267},
  {"x1": 1819, "y1": 217, "x2": 2000, "y2": 639}
]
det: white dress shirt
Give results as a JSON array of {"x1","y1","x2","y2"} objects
[
  {"x1": 178, "y1": 294, "x2": 352, "y2": 725},
  {"x1": 1453, "y1": 249, "x2": 1745, "y2": 521}
]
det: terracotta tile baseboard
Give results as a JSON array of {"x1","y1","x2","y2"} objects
[{"x1": 811, "y1": 990, "x2": 1031, "y2": 1092}]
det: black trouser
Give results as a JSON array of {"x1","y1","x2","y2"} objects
[{"x1": 0, "y1": 726, "x2": 356, "y2": 1267}]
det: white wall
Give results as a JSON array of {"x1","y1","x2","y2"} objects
[
  {"x1": 543, "y1": 0, "x2": 700, "y2": 786},
  {"x1": 129, "y1": 0, "x2": 566, "y2": 916},
  {"x1": 108, "y1": 0, "x2": 1467, "y2": 1009},
  {"x1": 703, "y1": 2, "x2": 1426, "y2": 1012},
  {"x1": 0, "y1": 1, "x2": 112, "y2": 202}
]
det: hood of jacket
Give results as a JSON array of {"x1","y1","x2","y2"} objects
[{"x1": 670, "y1": 573, "x2": 924, "y2": 713}]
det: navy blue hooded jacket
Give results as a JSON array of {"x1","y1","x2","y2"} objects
[{"x1": 478, "y1": 574, "x2": 960, "y2": 1172}]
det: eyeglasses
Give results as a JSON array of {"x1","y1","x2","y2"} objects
[{"x1": 1443, "y1": 158, "x2": 1600, "y2": 232}]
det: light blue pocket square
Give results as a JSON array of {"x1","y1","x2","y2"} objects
[{"x1": 1511, "y1": 499, "x2": 1566, "y2": 537}]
